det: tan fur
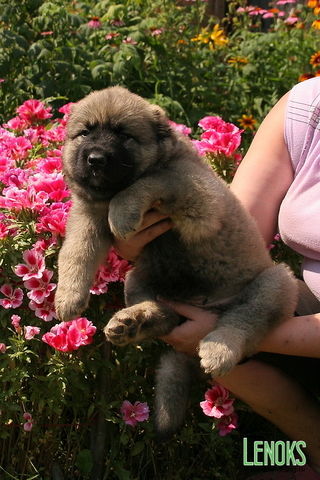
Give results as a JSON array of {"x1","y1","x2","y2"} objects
[{"x1": 55, "y1": 86, "x2": 298, "y2": 440}]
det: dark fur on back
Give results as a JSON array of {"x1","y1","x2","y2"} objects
[{"x1": 55, "y1": 87, "x2": 298, "y2": 441}]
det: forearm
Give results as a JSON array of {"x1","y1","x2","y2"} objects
[{"x1": 259, "y1": 313, "x2": 320, "y2": 357}]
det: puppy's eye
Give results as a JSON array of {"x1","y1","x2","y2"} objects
[
  {"x1": 80, "y1": 129, "x2": 90, "y2": 137},
  {"x1": 118, "y1": 132, "x2": 132, "y2": 141}
]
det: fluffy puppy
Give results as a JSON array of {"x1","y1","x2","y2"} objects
[{"x1": 55, "y1": 86, "x2": 297, "y2": 441}]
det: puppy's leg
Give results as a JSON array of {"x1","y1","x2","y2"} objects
[
  {"x1": 55, "y1": 200, "x2": 110, "y2": 322},
  {"x1": 105, "y1": 300, "x2": 181, "y2": 345},
  {"x1": 104, "y1": 271, "x2": 181, "y2": 345},
  {"x1": 199, "y1": 264, "x2": 298, "y2": 378}
]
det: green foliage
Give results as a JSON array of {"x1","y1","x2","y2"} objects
[{"x1": 1, "y1": 0, "x2": 319, "y2": 129}]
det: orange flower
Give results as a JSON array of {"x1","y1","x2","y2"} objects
[
  {"x1": 312, "y1": 19, "x2": 320, "y2": 29},
  {"x1": 298, "y1": 73, "x2": 315, "y2": 82},
  {"x1": 307, "y1": 0, "x2": 318, "y2": 8},
  {"x1": 310, "y1": 51, "x2": 320, "y2": 67}
]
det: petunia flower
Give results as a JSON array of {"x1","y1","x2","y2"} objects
[
  {"x1": 216, "y1": 412, "x2": 239, "y2": 436},
  {"x1": 120, "y1": 400, "x2": 150, "y2": 427},
  {"x1": 17, "y1": 99, "x2": 52, "y2": 123},
  {"x1": 23, "y1": 412, "x2": 36, "y2": 431},
  {"x1": 24, "y1": 269, "x2": 56, "y2": 304},
  {"x1": 24, "y1": 326, "x2": 41, "y2": 340},
  {"x1": 11, "y1": 315, "x2": 22, "y2": 332},
  {"x1": 200, "y1": 383, "x2": 235, "y2": 418},
  {"x1": 42, "y1": 317, "x2": 97, "y2": 352},
  {"x1": 0, "y1": 284, "x2": 24, "y2": 309},
  {"x1": 15, "y1": 249, "x2": 46, "y2": 281}
]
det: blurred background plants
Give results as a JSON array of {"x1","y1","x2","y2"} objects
[{"x1": 0, "y1": 0, "x2": 318, "y2": 478}]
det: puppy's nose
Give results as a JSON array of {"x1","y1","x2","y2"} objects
[{"x1": 87, "y1": 153, "x2": 106, "y2": 167}]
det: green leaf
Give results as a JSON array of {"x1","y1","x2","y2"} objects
[
  {"x1": 75, "y1": 449, "x2": 93, "y2": 475},
  {"x1": 131, "y1": 441, "x2": 145, "y2": 456}
]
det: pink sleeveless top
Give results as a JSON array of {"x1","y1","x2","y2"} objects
[{"x1": 279, "y1": 77, "x2": 320, "y2": 300}]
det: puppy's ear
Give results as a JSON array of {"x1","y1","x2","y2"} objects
[{"x1": 149, "y1": 104, "x2": 172, "y2": 139}]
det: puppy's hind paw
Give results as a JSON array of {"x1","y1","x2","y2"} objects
[
  {"x1": 198, "y1": 341, "x2": 241, "y2": 378},
  {"x1": 104, "y1": 305, "x2": 154, "y2": 346}
]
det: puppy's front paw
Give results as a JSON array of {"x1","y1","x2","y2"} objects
[
  {"x1": 104, "y1": 306, "x2": 154, "y2": 346},
  {"x1": 55, "y1": 286, "x2": 90, "y2": 322},
  {"x1": 108, "y1": 200, "x2": 143, "y2": 240},
  {"x1": 198, "y1": 340, "x2": 241, "y2": 378}
]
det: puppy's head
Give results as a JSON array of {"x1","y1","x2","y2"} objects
[{"x1": 62, "y1": 87, "x2": 174, "y2": 201}]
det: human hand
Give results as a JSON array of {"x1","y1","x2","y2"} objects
[
  {"x1": 157, "y1": 299, "x2": 219, "y2": 356},
  {"x1": 112, "y1": 210, "x2": 173, "y2": 262}
]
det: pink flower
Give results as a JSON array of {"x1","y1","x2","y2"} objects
[
  {"x1": 11, "y1": 314, "x2": 22, "y2": 332},
  {"x1": 67, "y1": 317, "x2": 97, "y2": 349},
  {"x1": 24, "y1": 326, "x2": 41, "y2": 340},
  {"x1": 5, "y1": 136, "x2": 32, "y2": 160},
  {"x1": 169, "y1": 121, "x2": 192, "y2": 136},
  {"x1": 0, "y1": 343, "x2": 7, "y2": 353},
  {"x1": 36, "y1": 202, "x2": 70, "y2": 237},
  {"x1": 30, "y1": 172, "x2": 69, "y2": 201},
  {"x1": 216, "y1": 412, "x2": 239, "y2": 436},
  {"x1": 24, "y1": 269, "x2": 56, "y2": 304},
  {"x1": 284, "y1": 16, "x2": 298, "y2": 25},
  {"x1": 110, "y1": 18, "x2": 126, "y2": 27},
  {"x1": 23, "y1": 412, "x2": 36, "y2": 431},
  {"x1": 42, "y1": 317, "x2": 96, "y2": 352},
  {"x1": 17, "y1": 99, "x2": 52, "y2": 123},
  {"x1": 199, "y1": 116, "x2": 241, "y2": 136},
  {"x1": 29, "y1": 291, "x2": 57, "y2": 322},
  {"x1": 90, "y1": 248, "x2": 131, "y2": 294},
  {"x1": 122, "y1": 37, "x2": 137, "y2": 44},
  {"x1": 88, "y1": 17, "x2": 102, "y2": 29},
  {"x1": 15, "y1": 249, "x2": 46, "y2": 281},
  {"x1": 120, "y1": 400, "x2": 150, "y2": 427},
  {"x1": 105, "y1": 32, "x2": 120, "y2": 40},
  {"x1": 0, "y1": 284, "x2": 23, "y2": 309},
  {"x1": 0, "y1": 218, "x2": 8, "y2": 238},
  {"x1": 200, "y1": 383, "x2": 235, "y2": 419},
  {"x1": 3, "y1": 116, "x2": 29, "y2": 131}
]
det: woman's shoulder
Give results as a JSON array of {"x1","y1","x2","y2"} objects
[{"x1": 285, "y1": 77, "x2": 320, "y2": 172}]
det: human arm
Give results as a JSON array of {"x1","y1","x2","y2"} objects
[
  {"x1": 162, "y1": 91, "x2": 320, "y2": 357},
  {"x1": 230, "y1": 91, "x2": 293, "y2": 246},
  {"x1": 159, "y1": 299, "x2": 320, "y2": 358}
]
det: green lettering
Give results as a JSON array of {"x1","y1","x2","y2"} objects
[
  {"x1": 275, "y1": 441, "x2": 286, "y2": 466},
  {"x1": 295, "y1": 441, "x2": 307, "y2": 466},
  {"x1": 243, "y1": 438, "x2": 254, "y2": 465},
  {"x1": 264, "y1": 441, "x2": 275, "y2": 466},
  {"x1": 285, "y1": 441, "x2": 296, "y2": 465},
  {"x1": 253, "y1": 441, "x2": 264, "y2": 466}
]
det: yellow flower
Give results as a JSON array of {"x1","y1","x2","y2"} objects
[
  {"x1": 191, "y1": 25, "x2": 228, "y2": 49},
  {"x1": 312, "y1": 19, "x2": 320, "y2": 29},
  {"x1": 238, "y1": 114, "x2": 257, "y2": 131},
  {"x1": 210, "y1": 24, "x2": 228, "y2": 47},
  {"x1": 227, "y1": 56, "x2": 249, "y2": 66}
]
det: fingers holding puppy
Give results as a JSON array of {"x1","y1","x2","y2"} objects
[{"x1": 113, "y1": 210, "x2": 173, "y2": 261}]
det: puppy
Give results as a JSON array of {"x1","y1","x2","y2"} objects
[{"x1": 55, "y1": 86, "x2": 297, "y2": 441}]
